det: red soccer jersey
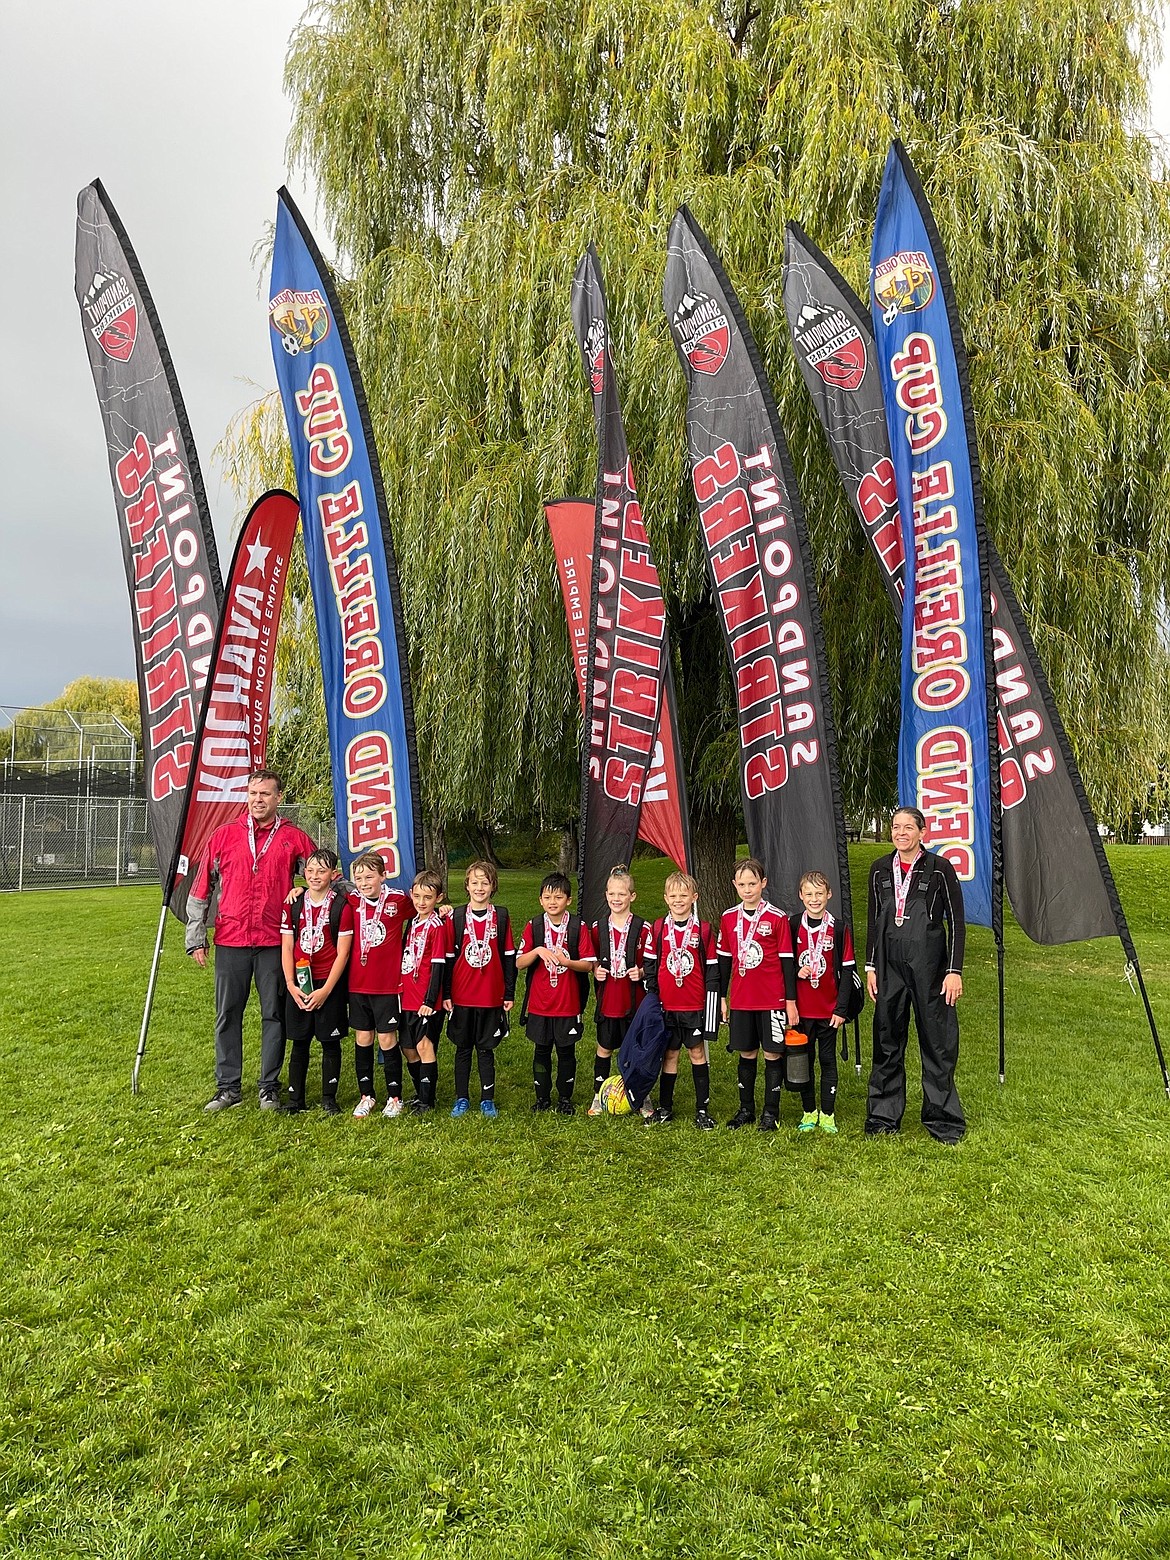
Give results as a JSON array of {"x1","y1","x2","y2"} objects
[
  {"x1": 593, "y1": 916, "x2": 654, "y2": 1020},
  {"x1": 649, "y1": 916, "x2": 716, "y2": 1014},
  {"x1": 400, "y1": 913, "x2": 447, "y2": 1012},
  {"x1": 281, "y1": 891, "x2": 354, "y2": 982},
  {"x1": 449, "y1": 905, "x2": 515, "y2": 1008},
  {"x1": 518, "y1": 915, "x2": 596, "y2": 1017},
  {"x1": 793, "y1": 915, "x2": 855, "y2": 1021},
  {"x1": 718, "y1": 902, "x2": 792, "y2": 1011},
  {"x1": 347, "y1": 887, "x2": 412, "y2": 995}
]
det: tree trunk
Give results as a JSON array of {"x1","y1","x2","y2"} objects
[
  {"x1": 691, "y1": 803, "x2": 739, "y2": 924},
  {"x1": 558, "y1": 821, "x2": 579, "y2": 877},
  {"x1": 424, "y1": 812, "x2": 448, "y2": 883},
  {"x1": 467, "y1": 820, "x2": 501, "y2": 867}
]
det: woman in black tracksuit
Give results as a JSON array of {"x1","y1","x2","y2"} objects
[{"x1": 864, "y1": 807, "x2": 966, "y2": 1144}]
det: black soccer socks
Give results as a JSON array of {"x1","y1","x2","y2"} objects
[
  {"x1": 533, "y1": 1044, "x2": 553, "y2": 1108},
  {"x1": 764, "y1": 1056, "x2": 785, "y2": 1118},
  {"x1": 418, "y1": 1059, "x2": 438, "y2": 1108},
  {"x1": 476, "y1": 1045, "x2": 496, "y2": 1102},
  {"x1": 381, "y1": 1044, "x2": 403, "y2": 1099},
  {"x1": 737, "y1": 1055, "x2": 758, "y2": 1114},
  {"x1": 692, "y1": 1061, "x2": 711, "y2": 1115},
  {"x1": 453, "y1": 1046, "x2": 473, "y2": 1103},
  {"x1": 555, "y1": 1044, "x2": 576, "y2": 1103},
  {"x1": 355, "y1": 1042, "x2": 375, "y2": 1098}
]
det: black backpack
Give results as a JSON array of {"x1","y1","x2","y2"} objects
[
  {"x1": 788, "y1": 912, "x2": 864, "y2": 1022},
  {"x1": 449, "y1": 904, "x2": 516, "y2": 1002},
  {"x1": 290, "y1": 888, "x2": 346, "y2": 949},
  {"x1": 519, "y1": 913, "x2": 590, "y2": 1020},
  {"x1": 592, "y1": 913, "x2": 648, "y2": 1016}
]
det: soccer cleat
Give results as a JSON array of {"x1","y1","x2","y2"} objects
[
  {"x1": 258, "y1": 1088, "x2": 282, "y2": 1112},
  {"x1": 480, "y1": 1100, "x2": 498, "y2": 1118},
  {"x1": 694, "y1": 1109, "x2": 717, "y2": 1131},
  {"x1": 285, "y1": 1097, "x2": 306, "y2": 1115},
  {"x1": 758, "y1": 1111, "x2": 779, "y2": 1132},
  {"x1": 381, "y1": 1096, "x2": 404, "y2": 1119},
  {"x1": 819, "y1": 1112, "x2": 838, "y2": 1136},
  {"x1": 321, "y1": 1097, "x2": 341, "y2": 1116},
  {"x1": 353, "y1": 1095, "x2": 378, "y2": 1119},
  {"x1": 797, "y1": 1111, "x2": 819, "y2": 1133},
  {"x1": 645, "y1": 1106, "x2": 674, "y2": 1125},
  {"x1": 450, "y1": 1098, "x2": 471, "y2": 1118},
  {"x1": 555, "y1": 1098, "x2": 575, "y2": 1116},
  {"x1": 726, "y1": 1106, "x2": 755, "y2": 1129},
  {"x1": 408, "y1": 1098, "x2": 433, "y2": 1116},
  {"x1": 532, "y1": 1100, "x2": 551, "y2": 1113},
  {"x1": 204, "y1": 1090, "x2": 243, "y2": 1113},
  {"x1": 587, "y1": 1093, "x2": 604, "y2": 1117}
]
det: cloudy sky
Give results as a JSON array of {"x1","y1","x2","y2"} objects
[
  {"x1": 1, "y1": 0, "x2": 309, "y2": 710},
  {"x1": 2, "y1": 5, "x2": 1169, "y2": 712}
]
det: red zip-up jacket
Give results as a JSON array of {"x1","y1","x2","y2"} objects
[{"x1": 185, "y1": 815, "x2": 316, "y2": 951}]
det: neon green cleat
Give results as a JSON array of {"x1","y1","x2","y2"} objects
[
  {"x1": 819, "y1": 1112, "x2": 838, "y2": 1135},
  {"x1": 797, "y1": 1110, "x2": 819, "y2": 1133}
]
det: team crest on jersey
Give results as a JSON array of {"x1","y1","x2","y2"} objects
[
  {"x1": 585, "y1": 318, "x2": 606, "y2": 396},
  {"x1": 269, "y1": 287, "x2": 331, "y2": 356},
  {"x1": 82, "y1": 269, "x2": 138, "y2": 362},
  {"x1": 873, "y1": 251, "x2": 935, "y2": 326},
  {"x1": 792, "y1": 303, "x2": 867, "y2": 391},
  {"x1": 672, "y1": 290, "x2": 730, "y2": 375}
]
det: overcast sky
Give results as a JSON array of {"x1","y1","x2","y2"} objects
[
  {"x1": 2, "y1": 5, "x2": 1169, "y2": 712},
  {"x1": 0, "y1": 0, "x2": 310, "y2": 710}
]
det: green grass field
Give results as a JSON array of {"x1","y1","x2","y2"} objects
[{"x1": 3, "y1": 847, "x2": 1170, "y2": 1558}]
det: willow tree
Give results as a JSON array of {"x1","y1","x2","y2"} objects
[{"x1": 227, "y1": 0, "x2": 1170, "y2": 894}]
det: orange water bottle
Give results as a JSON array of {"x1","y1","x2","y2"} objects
[{"x1": 295, "y1": 954, "x2": 314, "y2": 998}]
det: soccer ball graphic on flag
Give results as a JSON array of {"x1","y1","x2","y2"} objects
[{"x1": 599, "y1": 1075, "x2": 631, "y2": 1116}]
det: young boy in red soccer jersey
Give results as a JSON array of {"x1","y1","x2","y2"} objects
[
  {"x1": 642, "y1": 871, "x2": 719, "y2": 1129},
  {"x1": 443, "y1": 860, "x2": 516, "y2": 1118},
  {"x1": 788, "y1": 870, "x2": 857, "y2": 1135},
  {"x1": 347, "y1": 850, "x2": 414, "y2": 1120},
  {"x1": 281, "y1": 848, "x2": 354, "y2": 1114},
  {"x1": 717, "y1": 858, "x2": 798, "y2": 1131},
  {"x1": 516, "y1": 872, "x2": 596, "y2": 1114},
  {"x1": 588, "y1": 864, "x2": 654, "y2": 1116},
  {"x1": 400, "y1": 868, "x2": 448, "y2": 1115}
]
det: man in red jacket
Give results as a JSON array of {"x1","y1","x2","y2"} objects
[{"x1": 185, "y1": 769, "x2": 316, "y2": 1111}]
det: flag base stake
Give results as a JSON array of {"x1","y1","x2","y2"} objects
[{"x1": 132, "y1": 901, "x2": 169, "y2": 1095}]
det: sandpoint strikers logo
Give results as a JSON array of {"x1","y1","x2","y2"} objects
[
  {"x1": 82, "y1": 269, "x2": 138, "y2": 362},
  {"x1": 269, "y1": 286, "x2": 331, "y2": 357},
  {"x1": 672, "y1": 290, "x2": 730, "y2": 376},
  {"x1": 873, "y1": 250, "x2": 935, "y2": 325},
  {"x1": 585, "y1": 317, "x2": 606, "y2": 397},
  {"x1": 792, "y1": 303, "x2": 867, "y2": 391}
]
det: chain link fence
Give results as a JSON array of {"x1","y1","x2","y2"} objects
[{"x1": 0, "y1": 794, "x2": 336, "y2": 893}]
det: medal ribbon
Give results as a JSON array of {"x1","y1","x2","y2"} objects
[
  {"x1": 358, "y1": 885, "x2": 389, "y2": 966},
  {"x1": 665, "y1": 913, "x2": 696, "y2": 984},
  {"x1": 735, "y1": 902, "x2": 766, "y2": 973},
  {"x1": 609, "y1": 918, "x2": 631, "y2": 974},
  {"x1": 893, "y1": 851, "x2": 922, "y2": 924},
  {"x1": 544, "y1": 913, "x2": 569, "y2": 985},
  {"x1": 465, "y1": 907, "x2": 495, "y2": 965},
  {"x1": 802, "y1": 911, "x2": 833, "y2": 985},
  {"x1": 300, "y1": 889, "x2": 332, "y2": 955},
  {"x1": 247, "y1": 813, "x2": 282, "y2": 872},
  {"x1": 406, "y1": 912, "x2": 437, "y2": 974}
]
